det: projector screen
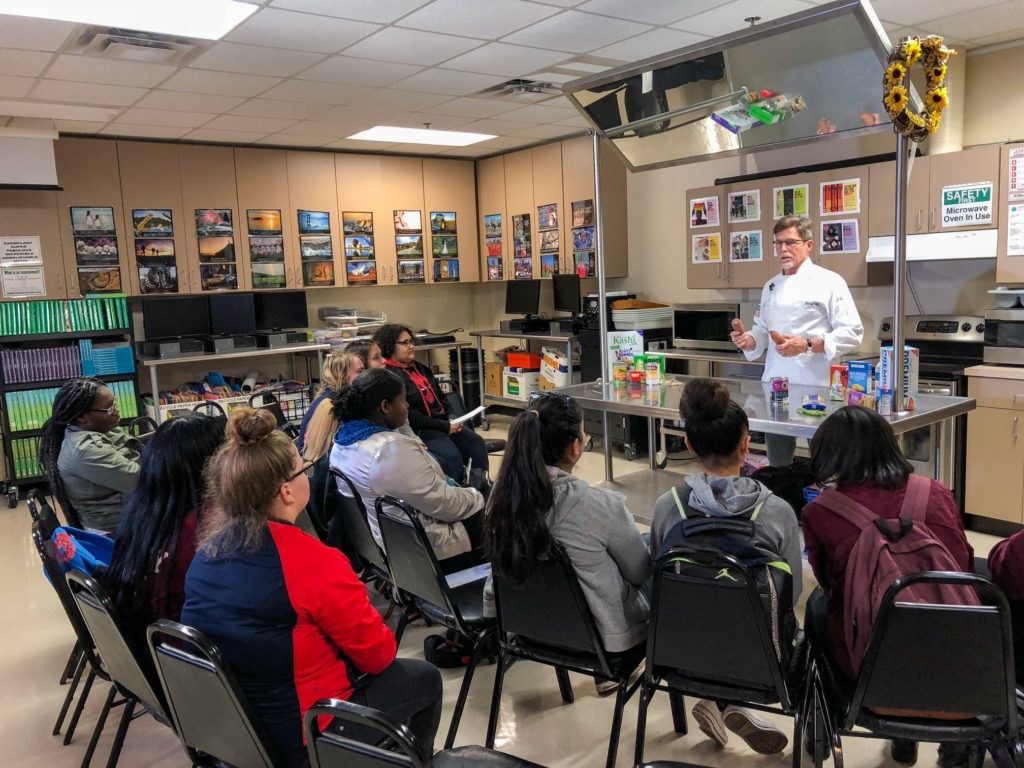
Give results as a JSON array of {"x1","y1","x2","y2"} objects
[{"x1": 0, "y1": 137, "x2": 59, "y2": 188}]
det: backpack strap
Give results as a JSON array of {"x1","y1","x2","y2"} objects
[
  {"x1": 899, "y1": 473, "x2": 931, "y2": 522},
  {"x1": 811, "y1": 488, "x2": 878, "y2": 531},
  {"x1": 670, "y1": 483, "x2": 691, "y2": 521}
]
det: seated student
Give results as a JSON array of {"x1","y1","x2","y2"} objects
[
  {"x1": 485, "y1": 393, "x2": 650, "y2": 656},
  {"x1": 39, "y1": 378, "x2": 142, "y2": 532},
  {"x1": 297, "y1": 351, "x2": 363, "y2": 453},
  {"x1": 330, "y1": 369, "x2": 486, "y2": 574},
  {"x1": 649, "y1": 378, "x2": 801, "y2": 755},
  {"x1": 102, "y1": 413, "x2": 224, "y2": 649},
  {"x1": 802, "y1": 405, "x2": 973, "y2": 767},
  {"x1": 183, "y1": 407, "x2": 441, "y2": 768},
  {"x1": 374, "y1": 324, "x2": 488, "y2": 481},
  {"x1": 345, "y1": 338, "x2": 385, "y2": 370},
  {"x1": 987, "y1": 532, "x2": 1024, "y2": 687}
]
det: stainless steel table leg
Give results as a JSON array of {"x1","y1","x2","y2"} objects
[
  {"x1": 149, "y1": 365, "x2": 161, "y2": 425},
  {"x1": 647, "y1": 416, "x2": 657, "y2": 470},
  {"x1": 456, "y1": 345, "x2": 464, "y2": 398},
  {"x1": 933, "y1": 420, "x2": 945, "y2": 483},
  {"x1": 602, "y1": 410, "x2": 613, "y2": 482},
  {"x1": 476, "y1": 338, "x2": 487, "y2": 429}
]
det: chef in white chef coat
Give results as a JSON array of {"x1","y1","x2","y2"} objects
[{"x1": 731, "y1": 215, "x2": 864, "y2": 465}]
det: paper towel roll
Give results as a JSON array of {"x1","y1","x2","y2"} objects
[{"x1": 241, "y1": 370, "x2": 260, "y2": 393}]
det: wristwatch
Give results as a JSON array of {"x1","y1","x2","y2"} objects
[{"x1": 805, "y1": 338, "x2": 814, "y2": 354}]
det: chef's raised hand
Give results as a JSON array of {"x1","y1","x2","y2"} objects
[
  {"x1": 730, "y1": 318, "x2": 756, "y2": 351},
  {"x1": 775, "y1": 333, "x2": 807, "y2": 357}
]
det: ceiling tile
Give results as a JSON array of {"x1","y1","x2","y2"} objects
[
  {"x1": 970, "y1": 26, "x2": 1024, "y2": 47},
  {"x1": 428, "y1": 96, "x2": 520, "y2": 118},
  {"x1": 527, "y1": 70, "x2": 589, "y2": 83},
  {"x1": 270, "y1": 0, "x2": 432, "y2": 23},
  {"x1": 556, "y1": 112, "x2": 589, "y2": 127},
  {"x1": 278, "y1": 120, "x2": 361, "y2": 137},
  {"x1": 918, "y1": 2, "x2": 1024, "y2": 43},
  {"x1": 357, "y1": 88, "x2": 452, "y2": 111},
  {"x1": 670, "y1": 0, "x2": 815, "y2": 38},
  {"x1": 0, "y1": 14, "x2": 76, "y2": 51},
  {"x1": 297, "y1": 56, "x2": 424, "y2": 86},
  {"x1": 100, "y1": 123, "x2": 191, "y2": 139},
  {"x1": 0, "y1": 48, "x2": 52, "y2": 77},
  {"x1": 342, "y1": 27, "x2": 484, "y2": 66},
  {"x1": 226, "y1": 7, "x2": 382, "y2": 54},
  {"x1": 397, "y1": 0, "x2": 560, "y2": 38},
  {"x1": 502, "y1": 10, "x2": 652, "y2": 53},
  {"x1": 161, "y1": 69, "x2": 282, "y2": 97},
  {"x1": 454, "y1": 118, "x2": 528, "y2": 134},
  {"x1": 259, "y1": 79, "x2": 375, "y2": 104},
  {"x1": 439, "y1": 41, "x2": 571, "y2": 76},
  {"x1": 509, "y1": 123, "x2": 578, "y2": 139},
  {"x1": 55, "y1": 120, "x2": 107, "y2": 134},
  {"x1": 527, "y1": 0, "x2": 586, "y2": 7},
  {"x1": 578, "y1": 0, "x2": 710, "y2": 25},
  {"x1": 255, "y1": 133, "x2": 335, "y2": 147},
  {"x1": 323, "y1": 137, "x2": 396, "y2": 150},
  {"x1": 320, "y1": 104, "x2": 408, "y2": 125},
  {"x1": 135, "y1": 90, "x2": 248, "y2": 113},
  {"x1": 184, "y1": 128, "x2": 273, "y2": 143},
  {"x1": 30, "y1": 79, "x2": 148, "y2": 107},
  {"x1": 114, "y1": 108, "x2": 217, "y2": 128},
  {"x1": 191, "y1": 41, "x2": 326, "y2": 78},
  {"x1": 495, "y1": 102, "x2": 578, "y2": 123},
  {"x1": 229, "y1": 98, "x2": 333, "y2": 120},
  {"x1": 44, "y1": 55, "x2": 177, "y2": 89},
  {"x1": 388, "y1": 111, "x2": 478, "y2": 129},
  {"x1": 0, "y1": 75, "x2": 35, "y2": 98},
  {"x1": 869, "y1": 0, "x2": 1009, "y2": 27},
  {"x1": 203, "y1": 115, "x2": 299, "y2": 133},
  {"x1": 390, "y1": 68, "x2": 507, "y2": 97},
  {"x1": 590, "y1": 28, "x2": 708, "y2": 61}
]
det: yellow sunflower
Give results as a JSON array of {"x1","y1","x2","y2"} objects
[
  {"x1": 904, "y1": 39, "x2": 922, "y2": 64},
  {"x1": 885, "y1": 61, "x2": 907, "y2": 84},
  {"x1": 884, "y1": 85, "x2": 908, "y2": 114},
  {"x1": 926, "y1": 87, "x2": 949, "y2": 112},
  {"x1": 927, "y1": 64, "x2": 947, "y2": 83},
  {"x1": 927, "y1": 112, "x2": 942, "y2": 134}
]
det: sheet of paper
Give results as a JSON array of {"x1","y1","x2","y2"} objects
[
  {"x1": 450, "y1": 405, "x2": 486, "y2": 426},
  {"x1": 445, "y1": 562, "x2": 491, "y2": 589}
]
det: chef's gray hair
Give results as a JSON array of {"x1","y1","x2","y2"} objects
[{"x1": 773, "y1": 215, "x2": 813, "y2": 241}]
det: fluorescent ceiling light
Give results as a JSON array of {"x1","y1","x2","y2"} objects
[
  {"x1": 0, "y1": 0, "x2": 257, "y2": 40},
  {"x1": 0, "y1": 99, "x2": 120, "y2": 123},
  {"x1": 348, "y1": 126, "x2": 496, "y2": 147}
]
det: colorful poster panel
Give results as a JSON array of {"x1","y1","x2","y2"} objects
[
  {"x1": 303, "y1": 260, "x2": 336, "y2": 286},
  {"x1": 71, "y1": 206, "x2": 115, "y2": 237},
  {"x1": 297, "y1": 209, "x2": 330, "y2": 234},
  {"x1": 727, "y1": 190, "x2": 761, "y2": 223},
  {"x1": 247, "y1": 209, "x2": 282, "y2": 236},
  {"x1": 395, "y1": 235, "x2": 423, "y2": 258},
  {"x1": 430, "y1": 211, "x2": 456, "y2": 234},
  {"x1": 820, "y1": 220, "x2": 860, "y2": 254},
  {"x1": 486, "y1": 237, "x2": 502, "y2": 258},
  {"x1": 433, "y1": 258, "x2": 459, "y2": 282},
  {"x1": 398, "y1": 259, "x2": 425, "y2": 284},
  {"x1": 514, "y1": 257, "x2": 533, "y2": 279},
  {"x1": 572, "y1": 226, "x2": 594, "y2": 251},
  {"x1": 729, "y1": 230, "x2": 763, "y2": 262},
  {"x1": 300, "y1": 235, "x2": 332, "y2": 260},
  {"x1": 691, "y1": 233, "x2": 722, "y2": 264},
  {"x1": 394, "y1": 210, "x2": 422, "y2": 235},
  {"x1": 540, "y1": 230, "x2": 559, "y2": 252},
  {"x1": 132, "y1": 209, "x2": 173, "y2": 237},
  {"x1": 487, "y1": 257, "x2": 503, "y2": 281},
  {"x1": 249, "y1": 236, "x2": 284, "y2": 262},
  {"x1": 198, "y1": 236, "x2": 235, "y2": 263},
  {"x1": 689, "y1": 197, "x2": 719, "y2": 227},
  {"x1": 512, "y1": 214, "x2": 531, "y2": 259},
  {"x1": 537, "y1": 203, "x2": 558, "y2": 231},
  {"x1": 200, "y1": 264, "x2": 237, "y2": 290},
  {"x1": 484, "y1": 214, "x2": 502, "y2": 236},
  {"x1": 572, "y1": 199, "x2": 593, "y2": 227},
  {"x1": 343, "y1": 211, "x2": 373, "y2": 235},
  {"x1": 574, "y1": 251, "x2": 595, "y2": 278},
  {"x1": 195, "y1": 209, "x2": 233, "y2": 236},
  {"x1": 74, "y1": 236, "x2": 118, "y2": 266},
  {"x1": 540, "y1": 254, "x2": 559, "y2": 277},
  {"x1": 138, "y1": 264, "x2": 178, "y2": 294},
  {"x1": 346, "y1": 260, "x2": 377, "y2": 286},
  {"x1": 773, "y1": 184, "x2": 809, "y2": 217},
  {"x1": 251, "y1": 263, "x2": 286, "y2": 289},
  {"x1": 135, "y1": 238, "x2": 174, "y2": 261},
  {"x1": 819, "y1": 179, "x2": 861, "y2": 216},
  {"x1": 78, "y1": 267, "x2": 122, "y2": 293},
  {"x1": 345, "y1": 236, "x2": 374, "y2": 260},
  {"x1": 432, "y1": 235, "x2": 457, "y2": 257}
]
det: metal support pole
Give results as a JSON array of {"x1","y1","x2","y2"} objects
[
  {"x1": 593, "y1": 130, "x2": 613, "y2": 480},
  {"x1": 893, "y1": 133, "x2": 909, "y2": 415}
]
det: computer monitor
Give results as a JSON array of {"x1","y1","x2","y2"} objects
[
  {"x1": 142, "y1": 296, "x2": 210, "y2": 340},
  {"x1": 209, "y1": 293, "x2": 256, "y2": 336},
  {"x1": 552, "y1": 274, "x2": 581, "y2": 315},
  {"x1": 253, "y1": 291, "x2": 308, "y2": 331},
  {"x1": 505, "y1": 279, "x2": 541, "y2": 316}
]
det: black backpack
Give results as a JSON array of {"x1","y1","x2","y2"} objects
[{"x1": 658, "y1": 482, "x2": 798, "y2": 668}]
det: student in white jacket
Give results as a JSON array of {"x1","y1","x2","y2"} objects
[{"x1": 731, "y1": 215, "x2": 863, "y2": 466}]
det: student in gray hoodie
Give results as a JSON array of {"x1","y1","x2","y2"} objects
[{"x1": 650, "y1": 378, "x2": 801, "y2": 756}]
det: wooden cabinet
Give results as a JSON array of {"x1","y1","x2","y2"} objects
[
  {"x1": 965, "y1": 375, "x2": 1024, "y2": 522},
  {"x1": 0, "y1": 189, "x2": 70, "y2": 300},
  {"x1": 722, "y1": 180, "x2": 772, "y2": 289},
  {"x1": 927, "y1": 146, "x2": 1000, "y2": 232},
  {"x1": 997, "y1": 142, "x2": 1024, "y2": 284},
  {"x1": 382, "y1": 156, "x2": 425, "y2": 286},
  {"x1": 477, "y1": 154, "x2": 507, "y2": 282},
  {"x1": 594, "y1": 137, "x2": 628, "y2": 280},
  {"x1": 423, "y1": 158, "x2": 478, "y2": 284},
  {"x1": 335, "y1": 153, "x2": 393, "y2": 286},
  {"x1": 812, "y1": 164, "x2": 871, "y2": 287},
  {"x1": 685, "y1": 185, "x2": 726, "y2": 289},
  {"x1": 868, "y1": 157, "x2": 931, "y2": 237},
  {"x1": 532, "y1": 142, "x2": 563, "y2": 280},
  {"x1": 234, "y1": 147, "x2": 299, "y2": 291},
  {"x1": 286, "y1": 151, "x2": 341, "y2": 289},
  {"x1": 504, "y1": 149, "x2": 534, "y2": 279}
]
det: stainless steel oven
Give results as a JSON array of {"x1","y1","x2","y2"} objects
[
  {"x1": 984, "y1": 309, "x2": 1024, "y2": 364},
  {"x1": 672, "y1": 303, "x2": 740, "y2": 351}
]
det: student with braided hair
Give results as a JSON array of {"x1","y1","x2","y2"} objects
[{"x1": 38, "y1": 377, "x2": 142, "y2": 532}]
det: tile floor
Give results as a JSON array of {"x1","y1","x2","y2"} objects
[{"x1": 0, "y1": 412, "x2": 1004, "y2": 767}]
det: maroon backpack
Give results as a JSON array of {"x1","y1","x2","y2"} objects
[{"x1": 813, "y1": 474, "x2": 978, "y2": 675}]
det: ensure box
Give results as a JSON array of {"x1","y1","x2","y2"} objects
[
  {"x1": 878, "y1": 345, "x2": 920, "y2": 408},
  {"x1": 846, "y1": 360, "x2": 875, "y2": 406}
]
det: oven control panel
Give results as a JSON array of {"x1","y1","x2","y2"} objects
[{"x1": 877, "y1": 315, "x2": 985, "y2": 343}]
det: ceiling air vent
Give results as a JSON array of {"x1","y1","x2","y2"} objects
[
  {"x1": 67, "y1": 27, "x2": 208, "y2": 66},
  {"x1": 478, "y1": 79, "x2": 563, "y2": 102}
]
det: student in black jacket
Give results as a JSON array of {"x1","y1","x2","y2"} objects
[{"x1": 374, "y1": 324, "x2": 488, "y2": 481}]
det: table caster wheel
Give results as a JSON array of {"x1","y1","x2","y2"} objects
[
  {"x1": 584, "y1": 436, "x2": 593, "y2": 452},
  {"x1": 7, "y1": 487, "x2": 18, "y2": 508},
  {"x1": 481, "y1": 419, "x2": 490, "y2": 431},
  {"x1": 624, "y1": 445, "x2": 637, "y2": 461},
  {"x1": 656, "y1": 451, "x2": 668, "y2": 469}
]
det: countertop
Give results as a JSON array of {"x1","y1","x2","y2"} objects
[{"x1": 964, "y1": 364, "x2": 1024, "y2": 380}]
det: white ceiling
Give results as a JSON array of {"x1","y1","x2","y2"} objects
[{"x1": 0, "y1": 0, "x2": 1021, "y2": 158}]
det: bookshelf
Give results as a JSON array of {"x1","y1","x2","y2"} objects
[{"x1": 0, "y1": 296, "x2": 139, "y2": 490}]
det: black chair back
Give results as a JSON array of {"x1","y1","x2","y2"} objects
[
  {"x1": 126, "y1": 416, "x2": 159, "y2": 444},
  {"x1": 648, "y1": 546, "x2": 789, "y2": 704},
  {"x1": 304, "y1": 454, "x2": 331, "y2": 541},
  {"x1": 331, "y1": 469, "x2": 390, "y2": 576},
  {"x1": 848, "y1": 572, "x2": 1017, "y2": 728},
  {"x1": 147, "y1": 620, "x2": 277, "y2": 767},
  {"x1": 305, "y1": 698, "x2": 425, "y2": 768},
  {"x1": 249, "y1": 388, "x2": 300, "y2": 438},
  {"x1": 192, "y1": 401, "x2": 228, "y2": 429},
  {"x1": 28, "y1": 489, "x2": 61, "y2": 540},
  {"x1": 65, "y1": 570, "x2": 168, "y2": 722}
]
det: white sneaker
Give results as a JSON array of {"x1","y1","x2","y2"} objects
[
  {"x1": 691, "y1": 699, "x2": 728, "y2": 747},
  {"x1": 722, "y1": 705, "x2": 789, "y2": 755}
]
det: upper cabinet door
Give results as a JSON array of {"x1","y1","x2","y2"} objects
[
  {"x1": 812, "y1": 164, "x2": 870, "y2": 287},
  {"x1": 287, "y1": 151, "x2": 341, "y2": 290},
  {"x1": 423, "y1": 158, "x2": 478, "y2": 285},
  {"x1": 0, "y1": 189, "x2": 69, "y2": 301},
  {"x1": 54, "y1": 138, "x2": 131, "y2": 299},
  {"x1": 382, "y1": 156, "x2": 425, "y2": 287},
  {"x1": 868, "y1": 157, "x2": 930, "y2": 237},
  {"x1": 336, "y1": 153, "x2": 392, "y2": 286},
  {"x1": 722, "y1": 180, "x2": 771, "y2": 290},
  {"x1": 179, "y1": 144, "x2": 243, "y2": 293},
  {"x1": 531, "y1": 142, "x2": 563, "y2": 281},
  {"x1": 234, "y1": 147, "x2": 298, "y2": 291},
  {"x1": 504, "y1": 149, "x2": 534, "y2": 280},
  {"x1": 477, "y1": 154, "x2": 508, "y2": 282},
  {"x1": 928, "y1": 146, "x2": 1000, "y2": 232},
  {"x1": 685, "y1": 185, "x2": 726, "y2": 289},
  {"x1": 561, "y1": 136, "x2": 595, "y2": 278}
]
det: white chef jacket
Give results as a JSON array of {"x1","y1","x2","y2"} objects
[{"x1": 744, "y1": 259, "x2": 863, "y2": 386}]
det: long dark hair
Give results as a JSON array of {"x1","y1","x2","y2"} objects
[
  {"x1": 38, "y1": 377, "x2": 104, "y2": 517},
  {"x1": 680, "y1": 378, "x2": 748, "y2": 471},
  {"x1": 331, "y1": 368, "x2": 404, "y2": 424},
  {"x1": 373, "y1": 323, "x2": 413, "y2": 360},
  {"x1": 809, "y1": 405, "x2": 913, "y2": 490},
  {"x1": 486, "y1": 394, "x2": 583, "y2": 582},
  {"x1": 103, "y1": 413, "x2": 224, "y2": 636}
]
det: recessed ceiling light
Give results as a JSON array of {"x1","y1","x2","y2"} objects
[
  {"x1": 0, "y1": 0, "x2": 257, "y2": 40},
  {"x1": 347, "y1": 126, "x2": 496, "y2": 147}
]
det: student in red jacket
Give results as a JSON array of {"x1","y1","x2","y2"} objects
[
  {"x1": 183, "y1": 407, "x2": 441, "y2": 767},
  {"x1": 988, "y1": 532, "x2": 1024, "y2": 685}
]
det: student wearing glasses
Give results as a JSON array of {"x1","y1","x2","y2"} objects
[
  {"x1": 38, "y1": 377, "x2": 143, "y2": 532},
  {"x1": 183, "y1": 406, "x2": 442, "y2": 767},
  {"x1": 729, "y1": 215, "x2": 863, "y2": 466}
]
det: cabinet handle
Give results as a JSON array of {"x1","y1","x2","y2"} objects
[
  {"x1": 1014, "y1": 416, "x2": 1020, "y2": 442},
  {"x1": 930, "y1": 208, "x2": 936, "y2": 229},
  {"x1": 716, "y1": 264, "x2": 721, "y2": 278},
  {"x1": 915, "y1": 210, "x2": 922, "y2": 231}
]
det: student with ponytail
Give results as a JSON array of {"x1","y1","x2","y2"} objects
[
  {"x1": 484, "y1": 392, "x2": 650, "y2": 655},
  {"x1": 38, "y1": 377, "x2": 142, "y2": 531}
]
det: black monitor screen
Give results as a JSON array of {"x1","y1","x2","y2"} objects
[
  {"x1": 142, "y1": 296, "x2": 210, "y2": 340},
  {"x1": 209, "y1": 293, "x2": 256, "y2": 336},
  {"x1": 552, "y1": 274, "x2": 581, "y2": 314},
  {"x1": 253, "y1": 291, "x2": 308, "y2": 331},
  {"x1": 505, "y1": 279, "x2": 541, "y2": 316}
]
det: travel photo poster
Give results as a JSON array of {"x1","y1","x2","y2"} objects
[
  {"x1": 487, "y1": 257, "x2": 503, "y2": 281},
  {"x1": 540, "y1": 253, "x2": 559, "y2": 277},
  {"x1": 343, "y1": 211, "x2": 373, "y2": 235},
  {"x1": 247, "y1": 209, "x2": 282, "y2": 236},
  {"x1": 398, "y1": 259, "x2": 425, "y2": 284},
  {"x1": 71, "y1": 206, "x2": 116, "y2": 237},
  {"x1": 251, "y1": 262, "x2": 286, "y2": 290},
  {"x1": 430, "y1": 211, "x2": 456, "y2": 234},
  {"x1": 484, "y1": 213, "x2": 502, "y2": 237},
  {"x1": 432, "y1": 258, "x2": 460, "y2": 282},
  {"x1": 303, "y1": 260, "x2": 336, "y2": 287},
  {"x1": 132, "y1": 209, "x2": 173, "y2": 237},
  {"x1": 512, "y1": 213, "x2": 531, "y2": 259},
  {"x1": 514, "y1": 257, "x2": 533, "y2": 279},
  {"x1": 574, "y1": 251, "x2": 595, "y2": 278},
  {"x1": 346, "y1": 260, "x2": 377, "y2": 286}
]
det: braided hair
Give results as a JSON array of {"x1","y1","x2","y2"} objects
[{"x1": 38, "y1": 377, "x2": 104, "y2": 518}]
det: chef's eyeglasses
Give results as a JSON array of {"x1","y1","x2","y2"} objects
[{"x1": 773, "y1": 238, "x2": 809, "y2": 249}]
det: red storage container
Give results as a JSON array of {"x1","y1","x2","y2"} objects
[{"x1": 507, "y1": 352, "x2": 542, "y2": 369}]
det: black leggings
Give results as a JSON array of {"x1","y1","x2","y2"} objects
[
  {"x1": 420, "y1": 426, "x2": 489, "y2": 481},
  {"x1": 438, "y1": 510, "x2": 487, "y2": 575}
]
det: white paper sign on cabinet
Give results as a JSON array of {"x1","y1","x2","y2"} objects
[
  {"x1": 0, "y1": 236, "x2": 43, "y2": 266},
  {"x1": 941, "y1": 182, "x2": 992, "y2": 227}
]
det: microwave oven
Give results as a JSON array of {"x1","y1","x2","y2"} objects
[
  {"x1": 673, "y1": 303, "x2": 740, "y2": 351},
  {"x1": 984, "y1": 309, "x2": 1024, "y2": 364}
]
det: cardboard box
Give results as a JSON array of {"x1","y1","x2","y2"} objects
[
  {"x1": 540, "y1": 346, "x2": 581, "y2": 388},
  {"x1": 485, "y1": 362, "x2": 504, "y2": 397},
  {"x1": 829, "y1": 364, "x2": 848, "y2": 401},
  {"x1": 846, "y1": 360, "x2": 875, "y2": 405},
  {"x1": 503, "y1": 371, "x2": 539, "y2": 401},
  {"x1": 878, "y1": 345, "x2": 920, "y2": 406}
]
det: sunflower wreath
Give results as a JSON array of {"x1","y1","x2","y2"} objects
[{"x1": 882, "y1": 35, "x2": 956, "y2": 142}]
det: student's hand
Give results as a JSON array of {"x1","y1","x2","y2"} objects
[
  {"x1": 730, "y1": 319, "x2": 755, "y2": 351},
  {"x1": 775, "y1": 334, "x2": 808, "y2": 357},
  {"x1": 448, "y1": 421, "x2": 463, "y2": 435}
]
